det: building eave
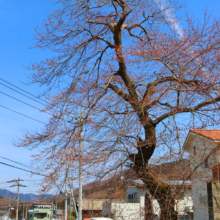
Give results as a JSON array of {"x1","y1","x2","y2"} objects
[
  {"x1": 182, "y1": 131, "x2": 195, "y2": 151},
  {"x1": 183, "y1": 130, "x2": 220, "y2": 151}
]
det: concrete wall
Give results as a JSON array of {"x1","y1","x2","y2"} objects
[{"x1": 103, "y1": 202, "x2": 144, "y2": 220}]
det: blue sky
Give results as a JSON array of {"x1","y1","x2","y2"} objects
[
  {"x1": 0, "y1": 0, "x2": 219, "y2": 194},
  {"x1": 0, "y1": 0, "x2": 53, "y2": 194}
]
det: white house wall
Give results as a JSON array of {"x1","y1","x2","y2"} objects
[
  {"x1": 103, "y1": 185, "x2": 193, "y2": 220},
  {"x1": 110, "y1": 203, "x2": 144, "y2": 220},
  {"x1": 177, "y1": 196, "x2": 193, "y2": 216},
  {"x1": 102, "y1": 201, "x2": 144, "y2": 220},
  {"x1": 189, "y1": 135, "x2": 219, "y2": 220},
  {"x1": 126, "y1": 186, "x2": 160, "y2": 216}
]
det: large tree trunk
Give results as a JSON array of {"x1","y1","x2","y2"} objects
[
  {"x1": 145, "y1": 191, "x2": 154, "y2": 220},
  {"x1": 130, "y1": 122, "x2": 178, "y2": 220},
  {"x1": 142, "y1": 167, "x2": 178, "y2": 220}
]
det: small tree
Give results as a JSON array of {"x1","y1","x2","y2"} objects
[
  {"x1": 69, "y1": 211, "x2": 76, "y2": 220},
  {"x1": 17, "y1": 0, "x2": 220, "y2": 219}
]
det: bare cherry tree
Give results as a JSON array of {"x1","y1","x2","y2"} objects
[{"x1": 16, "y1": 0, "x2": 220, "y2": 219}]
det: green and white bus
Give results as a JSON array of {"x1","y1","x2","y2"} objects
[{"x1": 29, "y1": 203, "x2": 54, "y2": 220}]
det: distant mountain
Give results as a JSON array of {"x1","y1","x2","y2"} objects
[{"x1": 0, "y1": 189, "x2": 53, "y2": 202}]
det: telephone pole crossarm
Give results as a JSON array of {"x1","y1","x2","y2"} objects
[{"x1": 8, "y1": 178, "x2": 26, "y2": 220}]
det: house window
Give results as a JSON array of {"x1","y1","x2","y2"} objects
[
  {"x1": 134, "y1": 192, "x2": 138, "y2": 203},
  {"x1": 128, "y1": 193, "x2": 139, "y2": 203},
  {"x1": 128, "y1": 194, "x2": 134, "y2": 203},
  {"x1": 202, "y1": 158, "x2": 209, "y2": 169}
]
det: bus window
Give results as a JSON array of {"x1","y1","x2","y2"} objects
[{"x1": 34, "y1": 213, "x2": 47, "y2": 219}]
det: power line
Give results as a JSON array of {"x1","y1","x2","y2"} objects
[
  {"x1": 0, "y1": 157, "x2": 46, "y2": 174},
  {"x1": 0, "y1": 91, "x2": 71, "y2": 124},
  {"x1": 0, "y1": 111, "x2": 38, "y2": 127},
  {"x1": 0, "y1": 182, "x2": 9, "y2": 185},
  {"x1": 0, "y1": 160, "x2": 65, "y2": 195},
  {"x1": 0, "y1": 85, "x2": 73, "y2": 124},
  {"x1": 0, "y1": 78, "x2": 81, "y2": 126},
  {"x1": 0, "y1": 91, "x2": 50, "y2": 115},
  {"x1": 0, "y1": 80, "x2": 63, "y2": 115},
  {"x1": 0, "y1": 105, "x2": 46, "y2": 124},
  {"x1": 0, "y1": 78, "x2": 50, "y2": 105},
  {"x1": 0, "y1": 81, "x2": 49, "y2": 105},
  {"x1": 0, "y1": 185, "x2": 39, "y2": 188},
  {"x1": 0, "y1": 161, "x2": 45, "y2": 176}
]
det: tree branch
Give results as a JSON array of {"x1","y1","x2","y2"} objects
[
  {"x1": 108, "y1": 83, "x2": 131, "y2": 102},
  {"x1": 154, "y1": 96, "x2": 220, "y2": 125}
]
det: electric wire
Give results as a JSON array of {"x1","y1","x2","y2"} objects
[
  {"x1": 0, "y1": 182, "x2": 9, "y2": 185},
  {"x1": 0, "y1": 91, "x2": 69, "y2": 123},
  {"x1": 0, "y1": 161, "x2": 45, "y2": 176},
  {"x1": 0, "y1": 157, "x2": 46, "y2": 174},
  {"x1": 0, "y1": 83, "x2": 74, "y2": 124},
  {"x1": 0, "y1": 82, "x2": 47, "y2": 106},
  {"x1": 0, "y1": 78, "x2": 50, "y2": 105},
  {"x1": 0, "y1": 91, "x2": 50, "y2": 115},
  {"x1": 0, "y1": 111, "x2": 38, "y2": 127},
  {"x1": 0, "y1": 160, "x2": 65, "y2": 196},
  {"x1": 0, "y1": 80, "x2": 64, "y2": 117},
  {"x1": 0, "y1": 79, "x2": 75, "y2": 195},
  {"x1": 0, "y1": 105, "x2": 46, "y2": 124}
]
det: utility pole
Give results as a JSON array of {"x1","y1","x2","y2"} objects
[
  {"x1": 51, "y1": 197, "x2": 54, "y2": 220},
  {"x1": 8, "y1": 177, "x2": 26, "y2": 220},
  {"x1": 68, "y1": 179, "x2": 77, "y2": 216},
  {"x1": 69, "y1": 185, "x2": 72, "y2": 220},
  {"x1": 22, "y1": 203, "x2": 24, "y2": 220},
  {"x1": 55, "y1": 201, "x2": 57, "y2": 220},
  {"x1": 7, "y1": 197, "x2": 11, "y2": 220},
  {"x1": 22, "y1": 193, "x2": 26, "y2": 220},
  {"x1": 64, "y1": 162, "x2": 69, "y2": 220},
  {"x1": 71, "y1": 108, "x2": 85, "y2": 220},
  {"x1": 25, "y1": 205, "x2": 27, "y2": 220},
  {"x1": 78, "y1": 108, "x2": 83, "y2": 220}
]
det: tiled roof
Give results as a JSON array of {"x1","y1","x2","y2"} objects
[{"x1": 190, "y1": 129, "x2": 220, "y2": 141}]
